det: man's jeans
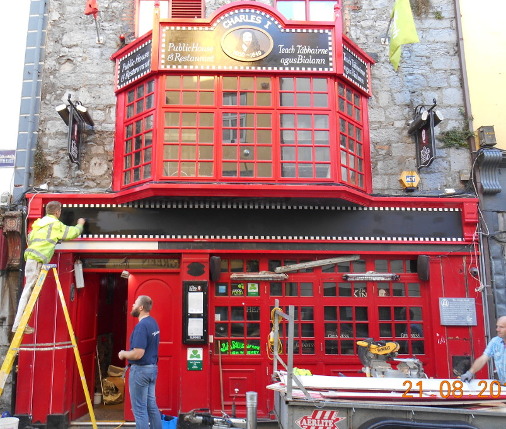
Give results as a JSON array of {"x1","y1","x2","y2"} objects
[
  {"x1": 12, "y1": 259, "x2": 42, "y2": 332},
  {"x1": 129, "y1": 364, "x2": 162, "y2": 429}
]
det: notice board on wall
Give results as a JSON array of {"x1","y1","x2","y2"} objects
[
  {"x1": 439, "y1": 297, "x2": 477, "y2": 326},
  {"x1": 183, "y1": 281, "x2": 208, "y2": 344}
]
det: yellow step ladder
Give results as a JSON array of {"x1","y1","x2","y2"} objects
[{"x1": 0, "y1": 264, "x2": 97, "y2": 429}]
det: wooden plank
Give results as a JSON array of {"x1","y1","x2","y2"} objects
[
  {"x1": 275, "y1": 372, "x2": 506, "y2": 397},
  {"x1": 274, "y1": 255, "x2": 360, "y2": 273}
]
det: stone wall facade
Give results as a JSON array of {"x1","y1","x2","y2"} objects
[{"x1": 30, "y1": 0, "x2": 471, "y2": 195}]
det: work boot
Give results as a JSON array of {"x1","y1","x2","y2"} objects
[{"x1": 24, "y1": 326, "x2": 35, "y2": 334}]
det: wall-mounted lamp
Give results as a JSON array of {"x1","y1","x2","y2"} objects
[
  {"x1": 121, "y1": 270, "x2": 130, "y2": 279},
  {"x1": 343, "y1": 272, "x2": 400, "y2": 281},
  {"x1": 408, "y1": 100, "x2": 444, "y2": 170},
  {"x1": 56, "y1": 94, "x2": 95, "y2": 166},
  {"x1": 56, "y1": 104, "x2": 70, "y2": 125},
  {"x1": 76, "y1": 104, "x2": 95, "y2": 127}
]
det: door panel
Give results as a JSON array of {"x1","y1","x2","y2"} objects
[
  {"x1": 72, "y1": 273, "x2": 100, "y2": 420},
  {"x1": 125, "y1": 274, "x2": 181, "y2": 419}
]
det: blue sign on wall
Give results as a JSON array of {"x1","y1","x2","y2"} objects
[{"x1": 0, "y1": 151, "x2": 15, "y2": 167}]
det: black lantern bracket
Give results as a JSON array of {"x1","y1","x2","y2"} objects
[
  {"x1": 56, "y1": 94, "x2": 95, "y2": 166},
  {"x1": 408, "y1": 99, "x2": 444, "y2": 171}
]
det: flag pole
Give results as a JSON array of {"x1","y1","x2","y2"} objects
[{"x1": 94, "y1": 15, "x2": 103, "y2": 44}]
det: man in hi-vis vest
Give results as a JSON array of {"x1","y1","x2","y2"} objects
[{"x1": 12, "y1": 201, "x2": 86, "y2": 334}]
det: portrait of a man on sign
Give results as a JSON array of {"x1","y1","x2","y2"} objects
[{"x1": 221, "y1": 27, "x2": 273, "y2": 62}]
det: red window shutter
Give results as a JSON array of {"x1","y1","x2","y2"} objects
[{"x1": 170, "y1": 0, "x2": 204, "y2": 18}]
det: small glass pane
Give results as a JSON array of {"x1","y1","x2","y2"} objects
[
  {"x1": 296, "y1": 77, "x2": 311, "y2": 91},
  {"x1": 392, "y1": 283, "x2": 405, "y2": 296},
  {"x1": 200, "y1": 92, "x2": 214, "y2": 105},
  {"x1": 280, "y1": 93, "x2": 294, "y2": 106},
  {"x1": 314, "y1": 93, "x2": 328, "y2": 107},
  {"x1": 353, "y1": 260, "x2": 366, "y2": 272},
  {"x1": 223, "y1": 77, "x2": 237, "y2": 91},
  {"x1": 309, "y1": 1, "x2": 337, "y2": 21},
  {"x1": 164, "y1": 129, "x2": 179, "y2": 142},
  {"x1": 339, "y1": 283, "x2": 352, "y2": 296},
  {"x1": 257, "y1": 93, "x2": 271, "y2": 106},
  {"x1": 379, "y1": 307, "x2": 391, "y2": 320},
  {"x1": 301, "y1": 307, "x2": 314, "y2": 320},
  {"x1": 230, "y1": 259, "x2": 244, "y2": 272},
  {"x1": 231, "y1": 307, "x2": 244, "y2": 320},
  {"x1": 199, "y1": 129, "x2": 214, "y2": 143},
  {"x1": 375, "y1": 260, "x2": 388, "y2": 272},
  {"x1": 391, "y1": 260, "x2": 404, "y2": 272},
  {"x1": 356, "y1": 324, "x2": 369, "y2": 337},
  {"x1": 215, "y1": 323, "x2": 228, "y2": 337},
  {"x1": 182, "y1": 76, "x2": 197, "y2": 89},
  {"x1": 165, "y1": 112, "x2": 180, "y2": 126},
  {"x1": 231, "y1": 323, "x2": 244, "y2": 337},
  {"x1": 270, "y1": 282, "x2": 282, "y2": 296},
  {"x1": 324, "y1": 307, "x2": 337, "y2": 320},
  {"x1": 325, "y1": 340, "x2": 338, "y2": 354},
  {"x1": 181, "y1": 162, "x2": 196, "y2": 176},
  {"x1": 323, "y1": 282, "x2": 336, "y2": 296},
  {"x1": 286, "y1": 282, "x2": 298, "y2": 296},
  {"x1": 298, "y1": 115, "x2": 312, "y2": 128},
  {"x1": 380, "y1": 323, "x2": 392, "y2": 336},
  {"x1": 280, "y1": 77, "x2": 295, "y2": 91},
  {"x1": 200, "y1": 76, "x2": 215, "y2": 89},
  {"x1": 296, "y1": 93, "x2": 311, "y2": 106},
  {"x1": 199, "y1": 146, "x2": 213, "y2": 159},
  {"x1": 282, "y1": 147, "x2": 296, "y2": 160},
  {"x1": 315, "y1": 147, "x2": 330, "y2": 161},
  {"x1": 339, "y1": 307, "x2": 353, "y2": 321},
  {"x1": 183, "y1": 92, "x2": 197, "y2": 105},
  {"x1": 198, "y1": 162, "x2": 213, "y2": 177},
  {"x1": 257, "y1": 146, "x2": 272, "y2": 160},
  {"x1": 356, "y1": 307, "x2": 368, "y2": 321},
  {"x1": 165, "y1": 76, "x2": 180, "y2": 89},
  {"x1": 341, "y1": 340, "x2": 354, "y2": 354},
  {"x1": 408, "y1": 283, "x2": 421, "y2": 296}
]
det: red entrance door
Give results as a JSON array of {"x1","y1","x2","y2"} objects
[
  {"x1": 71, "y1": 273, "x2": 100, "y2": 420},
  {"x1": 125, "y1": 273, "x2": 182, "y2": 419}
]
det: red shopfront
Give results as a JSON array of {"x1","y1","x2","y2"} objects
[
  {"x1": 14, "y1": 2, "x2": 485, "y2": 426},
  {"x1": 14, "y1": 194, "x2": 485, "y2": 425}
]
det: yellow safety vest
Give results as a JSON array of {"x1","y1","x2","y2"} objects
[{"x1": 24, "y1": 215, "x2": 83, "y2": 264}]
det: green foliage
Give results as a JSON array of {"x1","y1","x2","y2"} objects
[
  {"x1": 410, "y1": 0, "x2": 431, "y2": 16},
  {"x1": 33, "y1": 144, "x2": 50, "y2": 183},
  {"x1": 433, "y1": 11, "x2": 443, "y2": 20},
  {"x1": 438, "y1": 128, "x2": 474, "y2": 149}
]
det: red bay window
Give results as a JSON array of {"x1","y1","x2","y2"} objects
[{"x1": 115, "y1": 74, "x2": 369, "y2": 190}]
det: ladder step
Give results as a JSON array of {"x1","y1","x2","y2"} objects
[{"x1": 42, "y1": 263, "x2": 58, "y2": 269}]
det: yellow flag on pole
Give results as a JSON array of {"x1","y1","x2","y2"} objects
[{"x1": 389, "y1": 0, "x2": 419, "y2": 70}]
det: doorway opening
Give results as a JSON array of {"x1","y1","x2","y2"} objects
[{"x1": 74, "y1": 272, "x2": 128, "y2": 424}]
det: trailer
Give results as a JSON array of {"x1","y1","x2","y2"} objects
[
  {"x1": 269, "y1": 302, "x2": 506, "y2": 429},
  {"x1": 273, "y1": 392, "x2": 506, "y2": 429}
]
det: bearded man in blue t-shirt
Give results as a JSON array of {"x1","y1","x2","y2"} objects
[{"x1": 119, "y1": 295, "x2": 162, "y2": 429}]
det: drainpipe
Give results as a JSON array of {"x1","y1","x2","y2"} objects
[
  {"x1": 19, "y1": 0, "x2": 47, "y2": 197},
  {"x1": 454, "y1": 0, "x2": 493, "y2": 356},
  {"x1": 453, "y1": 0, "x2": 473, "y2": 135}
]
